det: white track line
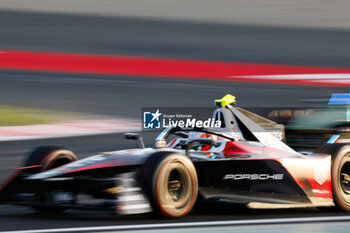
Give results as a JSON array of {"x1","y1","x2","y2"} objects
[
  {"x1": 234, "y1": 74, "x2": 350, "y2": 80},
  {"x1": 2, "y1": 216, "x2": 350, "y2": 233},
  {"x1": 230, "y1": 74, "x2": 350, "y2": 85}
]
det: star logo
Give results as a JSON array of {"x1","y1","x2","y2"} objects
[
  {"x1": 143, "y1": 109, "x2": 162, "y2": 129},
  {"x1": 151, "y1": 109, "x2": 162, "y2": 123}
]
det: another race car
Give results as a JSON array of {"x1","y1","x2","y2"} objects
[
  {"x1": 1, "y1": 94, "x2": 350, "y2": 218},
  {"x1": 267, "y1": 93, "x2": 350, "y2": 149}
]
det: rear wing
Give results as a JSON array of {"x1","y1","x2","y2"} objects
[
  {"x1": 236, "y1": 107, "x2": 285, "y2": 141},
  {"x1": 213, "y1": 94, "x2": 296, "y2": 154}
]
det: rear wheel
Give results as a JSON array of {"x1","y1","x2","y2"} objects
[
  {"x1": 26, "y1": 146, "x2": 78, "y2": 213},
  {"x1": 332, "y1": 149, "x2": 350, "y2": 211},
  {"x1": 317, "y1": 144, "x2": 350, "y2": 211},
  {"x1": 141, "y1": 152, "x2": 198, "y2": 218}
]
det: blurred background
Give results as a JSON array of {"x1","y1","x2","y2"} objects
[{"x1": 0, "y1": 0, "x2": 349, "y2": 232}]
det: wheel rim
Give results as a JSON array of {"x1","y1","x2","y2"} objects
[
  {"x1": 160, "y1": 160, "x2": 192, "y2": 211},
  {"x1": 339, "y1": 153, "x2": 350, "y2": 203}
]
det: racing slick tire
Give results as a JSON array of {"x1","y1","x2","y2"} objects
[
  {"x1": 25, "y1": 146, "x2": 78, "y2": 213},
  {"x1": 25, "y1": 146, "x2": 78, "y2": 171},
  {"x1": 140, "y1": 152, "x2": 198, "y2": 218},
  {"x1": 316, "y1": 143, "x2": 350, "y2": 211}
]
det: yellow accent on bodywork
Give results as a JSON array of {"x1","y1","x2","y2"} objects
[{"x1": 215, "y1": 94, "x2": 236, "y2": 107}]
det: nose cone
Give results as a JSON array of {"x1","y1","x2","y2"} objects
[
  {"x1": 26, "y1": 168, "x2": 66, "y2": 180},
  {"x1": 27, "y1": 149, "x2": 156, "y2": 180}
]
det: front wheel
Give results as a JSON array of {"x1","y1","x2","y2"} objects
[
  {"x1": 25, "y1": 146, "x2": 78, "y2": 213},
  {"x1": 25, "y1": 146, "x2": 78, "y2": 171},
  {"x1": 141, "y1": 152, "x2": 198, "y2": 218}
]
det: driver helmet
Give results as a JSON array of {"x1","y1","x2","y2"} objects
[{"x1": 187, "y1": 132, "x2": 218, "y2": 151}]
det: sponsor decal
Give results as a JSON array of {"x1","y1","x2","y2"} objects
[
  {"x1": 223, "y1": 174, "x2": 284, "y2": 180},
  {"x1": 312, "y1": 189, "x2": 330, "y2": 194}
]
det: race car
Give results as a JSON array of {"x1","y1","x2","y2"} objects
[
  {"x1": 267, "y1": 93, "x2": 350, "y2": 149},
  {"x1": 1, "y1": 94, "x2": 350, "y2": 218}
]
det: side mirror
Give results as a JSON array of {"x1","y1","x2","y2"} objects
[
  {"x1": 186, "y1": 138, "x2": 217, "y2": 155},
  {"x1": 124, "y1": 133, "x2": 145, "y2": 148}
]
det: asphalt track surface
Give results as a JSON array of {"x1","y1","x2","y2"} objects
[{"x1": 0, "y1": 10, "x2": 349, "y2": 232}]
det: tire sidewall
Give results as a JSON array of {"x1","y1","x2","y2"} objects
[
  {"x1": 25, "y1": 146, "x2": 77, "y2": 172},
  {"x1": 154, "y1": 154, "x2": 198, "y2": 218},
  {"x1": 141, "y1": 152, "x2": 198, "y2": 218},
  {"x1": 331, "y1": 145, "x2": 350, "y2": 211},
  {"x1": 41, "y1": 149, "x2": 77, "y2": 171}
]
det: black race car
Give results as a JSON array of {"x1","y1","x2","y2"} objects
[{"x1": 1, "y1": 95, "x2": 350, "y2": 218}]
